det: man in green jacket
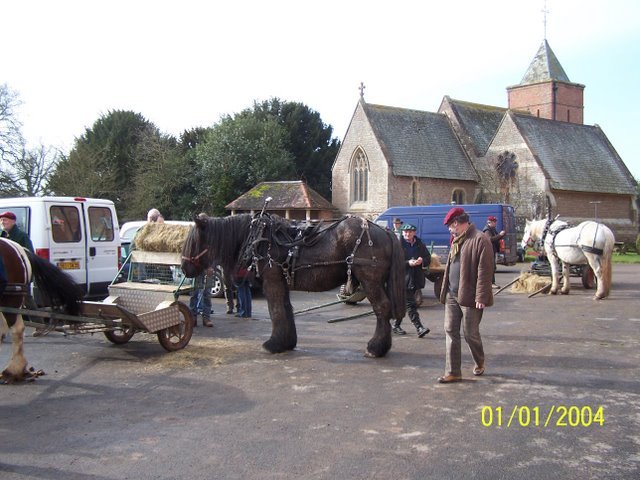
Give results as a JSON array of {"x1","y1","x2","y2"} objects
[
  {"x1": 0, "y1": 211, "x2": 34, "y2": 252},
  {"x1": 438, "y1": 207, "x2": 494, "y2": 384}
]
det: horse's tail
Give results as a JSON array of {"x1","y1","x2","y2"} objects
[
  {"x1": 386, "y1": 231, "x2": 406, "y2": 321},
  {"x1": 599, "y1": 228, "x2": 615, "y2": 297},
  {"x1": 26, "y1": 251, "x2": 84, "y2": 315}
]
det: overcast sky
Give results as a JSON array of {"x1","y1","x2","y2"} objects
[{"x1": 4, "y1": 0, "x2": 640, "y2": 179}]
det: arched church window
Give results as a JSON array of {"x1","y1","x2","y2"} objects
[
  {"x1": 350, "y1": 148, "x2": 369, "y2": 203},
  {"x1": 452, "y1": 189, "x2": 465, "y2": 204}
]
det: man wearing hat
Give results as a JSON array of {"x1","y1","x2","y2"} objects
[
  {"x1": 437, "y1": 207, "x2": 494, "y2": 383},
  {"x1": 392, "y1": 223, "x2": 430, "y2": 337},
  {"x1": 483, "y1": 215, "x2": 505, "y2": 288},
  {"x1": 0, "y1": 211, "x2": 34, "y2": 251}
]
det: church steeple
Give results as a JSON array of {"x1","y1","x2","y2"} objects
[
  {"x1": 519, "y1": 40, "x2": 570, "y2": 85},
  {"x1": 507, "y1": 40, "x2": 585, "y2": 124}
]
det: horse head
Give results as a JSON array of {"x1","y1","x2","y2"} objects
[{"x1": 181, "y1": 215, "x2": 212, "y2": 278}]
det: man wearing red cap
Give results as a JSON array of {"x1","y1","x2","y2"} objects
[
  {"x1": 483, "y1": 215, "x2": 505, "y2": 288},
  {"x1": 437, "y1": 207, "x2": 494, "y2": 383},
  {"x1": 0, "y1": 211, "x2": 34, "y2": 251}
]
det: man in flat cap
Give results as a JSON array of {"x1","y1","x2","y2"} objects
[
  {"x1": 392, "y1": 223, "x2": 430, "y2": 337},
  {"x1": 437, "y1": 207, "x2": 494, "y2": 383},
  {"x1": 0, "y1": 211, "x2": 34, "y2": 251},
  {"x1": 392, "y1": 217, "x2": 403, "y2": 240}
]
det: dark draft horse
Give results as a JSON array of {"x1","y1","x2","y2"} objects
[
  {"x1": 0, "y1": 238, "x2": 84, "y2": 383},
  {"x1": 181, "y1": 213, "x2": 406, "y2": 357}
]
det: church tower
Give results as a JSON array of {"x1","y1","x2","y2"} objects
[{"x1": 507, "y1": 40, "x2": 585, "y2": 124}]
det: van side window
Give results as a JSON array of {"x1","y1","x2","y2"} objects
[
  {"x1": 50, "y1": 206, "x2": 81, "y2": 243},
  {"x1": 88, "y1": 207, "x2": 115, "y2": 241}
]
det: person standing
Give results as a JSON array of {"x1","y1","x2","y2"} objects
[
  {"x1": 189, "y1": 267, "x2": 214, "y2": 327},
  {"x1": 482, "y1": 215, "x2": 505, "y2": 288},
  {"x1": 391, "y1": 223, "x2": 430, "y2": 337},
  {"x1": 392, "y1": 217, "x2": 403, "y2": 240},
  {"x1": 438, "y1": 207, "x2": 494, "y2": 383},
  {"x1": 233, "y1": 267, "x2": 252, "y2": 318},
  {"x1": 0, "y1": 211, "x2": 34, "y2": 251}
]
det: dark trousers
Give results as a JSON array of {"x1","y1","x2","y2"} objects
[{"x1": 394, "y1": 289, "x2": 423, "y2": 328}]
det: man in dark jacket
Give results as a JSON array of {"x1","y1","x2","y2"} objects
[
  {"x1": 0, "y1": 211, "x2": 34, "y2": 251},
  {"x1": 438, "y1": 207, "x2": 494, "y2": 383},
  {"x1": 391, "y1": 224, "x2": 430, "y2": 337},
  {"x1": 482, "y1": 215, "x2": 505, "y2": 288}
]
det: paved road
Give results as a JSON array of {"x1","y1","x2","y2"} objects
[{"x1": 1, "y1": 264, "x2": 639, "y2": 479}]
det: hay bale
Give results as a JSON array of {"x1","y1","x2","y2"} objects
[
  {"x1": 510, "y1": 272, "x2": 550, "y2": 293},
  {"x1": 134, "y1": 222, "x2": 193, "y2": 253}
]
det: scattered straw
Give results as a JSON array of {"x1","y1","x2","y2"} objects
[
  {"x1": 139, "y1": 337, "x2": 254, "y2": 371},
  {"x1": 510, "y1": 272, "x2": 551, "y2": 293}
]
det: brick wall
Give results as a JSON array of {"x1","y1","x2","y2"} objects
[{"x1": 508, "y1": 81, "x2": 584, "y2": 124}]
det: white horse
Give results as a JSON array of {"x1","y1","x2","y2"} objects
[{"x1": 521, "y1": 219, "x2": 615, "y2": 300}]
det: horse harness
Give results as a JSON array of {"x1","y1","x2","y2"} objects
[
  {"x1": 241, "y1": 214, "x2": 379, "y2": 288},
  {"x1": 544, "y1": 219, "x2": 605, "y2": 261}
]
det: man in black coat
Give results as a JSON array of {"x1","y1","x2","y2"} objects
[{"x1": 392, "y1": 224, "x2": 430, "y2": 337}]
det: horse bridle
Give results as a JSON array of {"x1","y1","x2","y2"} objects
[{"x1": 181, "y1": 247, "x2": 209, "y2": 268}]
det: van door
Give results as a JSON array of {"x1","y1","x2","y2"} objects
[
  {"x1": 83, "y1": 204, "x2": 118, "y2": 296},
  {"x1": 47, "y1": 202, "x2": 87, "y2": 292}
]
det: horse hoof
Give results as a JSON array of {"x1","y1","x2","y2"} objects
[
  {"x1": 560, "y1": 291, "x2": 569, "y2": 295},
  {"x1": 364, "y1": 350, "x2": 376, "y2": 358}
]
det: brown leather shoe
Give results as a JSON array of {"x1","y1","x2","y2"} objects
[
  {"x1": 437, "y1": 374, "x2": 462, "y2": 384},
  {"x1": 203, "y1": 319, "x2": 213, "y2": 327},
  {"x1": 473, "y1": 365, "x2": 485, "y2": 376}
]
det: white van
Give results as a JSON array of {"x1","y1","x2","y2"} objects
[{"x1": 0, "y1": 196, "x2": 120, "y2": 298}]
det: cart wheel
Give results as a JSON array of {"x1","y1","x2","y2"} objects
[
  {"x1": 581, "y1": 266, "x2": 596, "y2": 289},
  {"x1": 104, "y1": 326, "x2": 135, "y2": 345},
  {"x1": 433, "y1": 274, "x2": 444, "y2": 298},
  {"x1": 157, "y1": 301, "x2": 193, "y2": 352}
]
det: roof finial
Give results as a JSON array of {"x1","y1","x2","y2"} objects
[
  {"x1": 542, "y1": 0, "x2": 549, "y2": 39},
  {"x1": 359, "y1": 82, "x2": 366, "y2": 101}
]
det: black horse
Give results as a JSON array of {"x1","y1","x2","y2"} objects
[{"x1": 181, "y1": 213, "x2": 405, "y2": 357}]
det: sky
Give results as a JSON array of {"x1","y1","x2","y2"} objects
[{"x1": 3, "y1": 0, "x2": 640, "y2": 179}]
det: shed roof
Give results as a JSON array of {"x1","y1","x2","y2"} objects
[
  {"x1": 362, "y1": 102, "x2": 478, "y2": 182},
  {"x1": 510, "y1": 113, "x2": 637, "y2": 194},
  {"x1": 225, "y1": 181, "x2": 337, "y2": 211}
]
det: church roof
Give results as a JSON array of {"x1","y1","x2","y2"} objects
[
  {"x1": 510, "y1": 113, "x2": 637, "y2": 195},
  {"x1": 225, "y1": 180, "x2": 337, "y2": 211},
  {"x1": 519, "y1": 39, "x2": 572, "y2": 85},
  {"x1": 362, "y1": 102, "x2": 478, "y2": 182},
  {"x1": 443, "y1": 97, "x2": 508, "y2": 156}
]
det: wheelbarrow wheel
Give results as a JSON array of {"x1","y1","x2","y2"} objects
[
  {"x1": 157, "y1": 301, "x2": 194, "y2": 352},
  {"x1": 104, "y1": 326, "x2": 135, "y2": 345}
]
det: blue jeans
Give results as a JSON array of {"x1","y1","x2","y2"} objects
[
  {"x1": 189, "y1": 273, "x2": 212, "y2": 320},
  {"x1": 234, "y1": 280, "x2": 252, "y2": 318}
]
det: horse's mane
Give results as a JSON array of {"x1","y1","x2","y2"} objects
[{"x1": 201, "y1": 214, "x2": 253, "y2": 273}]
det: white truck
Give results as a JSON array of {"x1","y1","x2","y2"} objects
[{"x1": 0, "y1": 196, "x2": 120, "y2": 298}]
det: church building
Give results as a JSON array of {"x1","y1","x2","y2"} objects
[{"x1": 331, "y1": 40, "x2": 638, "y2": 242}]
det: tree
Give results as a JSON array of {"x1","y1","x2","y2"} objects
[
  {"x1": 243, "y1": 98, "x2": 340, "y2": 199},
  {"x1": 194, "y1": 114, "x2": 295, "y2": 215},
  {"x1": 0, "y1": 83, "x2": 23, "y2": 164},
  {"x1": 0, "y1": 144, "x2": 61, "y2": 196},
  {"x1": 0, "y1": 84, "x2": 60, "y2": 197},
  {"x1": 49, "y1": 110, "x2": 157, "y2": 215}
]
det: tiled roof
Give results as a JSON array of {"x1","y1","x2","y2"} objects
[
  {"x1": 225, "y1": 181, "x2": 337, "y2": 211},
  {"x1": 519, "y1": 40, "x2": 571, "y2": 85},
  {"x1": 511, "y1": 113, "x2": 637, "y2": 194},
  {"x1": 445, "y1": 97, "x2": 508, "y2": 156},
  {"x1": 363, "y1": 103, "x2": 478, "y2": 181}
]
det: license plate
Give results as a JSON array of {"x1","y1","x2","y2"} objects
[{"x1": 57, "y1": 260, "x2": 80, "y2": 270}]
